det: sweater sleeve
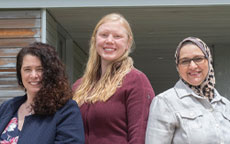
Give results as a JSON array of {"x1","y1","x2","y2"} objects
[
  {"x1": 125, "y1": 70, "x2": 155, "y2": 144},
  {"x1": 55, "y1": 100, "x2": 85, "y2": 144}
]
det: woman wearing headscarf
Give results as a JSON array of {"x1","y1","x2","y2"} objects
[{"x1": 145, "y1": 37, "x2": 230, "y2": 144}]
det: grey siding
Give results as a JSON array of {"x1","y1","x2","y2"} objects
[
  {"x1": 72, "y1": 42, "x2": 87, "y2": 83},
  {"x1": 46, "y1": 11, "x2": 58, "y2": 48},
  {"x1": 46, "y1": 11, "x2": 87, "y2": 84}
]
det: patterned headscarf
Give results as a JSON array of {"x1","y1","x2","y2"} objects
[{"x1": 175, "y1": 37, "x2": 215, "y2": 101}]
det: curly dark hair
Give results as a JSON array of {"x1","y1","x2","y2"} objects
[{"x1": 16, "y1": 42, "x2": 72, "y2": 115}]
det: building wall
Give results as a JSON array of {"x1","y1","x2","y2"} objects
[
  {"x1": 1, "y1": 0, "x2": 230, "y2": 8},
  {"x1": 45, "y1": 10, "x2": 87, "y2": 84},
  {"x1": 0, "y1": 9, "x2": 87, "y2": 104},
  {"x1": 72, "y1": 42, "x2": 87, "y2": 83},
  {"x1": 214, "y1": 44, "x2": 230, "y2": 99},
  {"x1": 46, "y1": 11, "x2": 58, "y2": 48},
  {"x1": 0, "y1": 9, "x2": 41, "y2": 103}
]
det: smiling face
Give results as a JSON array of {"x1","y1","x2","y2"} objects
[
  {"x1": 95, "y1": 21, "x2": 130, "y2": 66},
  {"x1": 21, "y1": 54, "x2": 43, "y2": 97},
  {"x1": 177, "y1": 44, "x2": 209, "y2": 86}
]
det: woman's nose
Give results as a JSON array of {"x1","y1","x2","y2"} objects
[
  {"x1": 105, "y1": 35, "x2": 114, "y2": 43},
  {"x1": 188, "y1": 60, "x2": 198, "y2": 68},
  {"x1": 30, "y1": 70, "x2": 38, "y2": 78}
]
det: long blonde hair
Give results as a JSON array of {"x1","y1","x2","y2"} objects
[{"x1": 73, "y1": 13, "x2": 134, "y2": 106}]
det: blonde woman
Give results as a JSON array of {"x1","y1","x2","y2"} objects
[{"x1": 73, "y1": 13, "x2": 155, "y2": 144}]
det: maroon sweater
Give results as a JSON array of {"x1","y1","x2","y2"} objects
[{"x1": 72, "y1": 68, "x2": 155, "y2": 144}]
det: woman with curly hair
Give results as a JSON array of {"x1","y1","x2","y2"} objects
[
  {"x1": 72, "y1": 13, "x2": 155, "y2": 144},
  {"x1": 0, "y1": 42, "x2": 84, "y2": 144}
]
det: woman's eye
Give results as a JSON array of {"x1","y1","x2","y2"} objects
[
  {"x1": 114, "y1": 34, "x2": 122, "y2": 39},
  {"x1": 194, "y1": 57, "x2": 203, "y2": 62},
  {"x1": 101, "y1": 33, "x2": 108, "y2": 37},
  {"x1": 37, "y1": 69, "x2": 43, "y2": 72},
  {"x1": 179, "y1": 59, "x2": 190, "y2": 65},
  {"x1": 24, "y1": 69, "x2": 31, "y2": 72},
  {"x1": 181, "y1": 60, "x2": 190, "y2": 64}
]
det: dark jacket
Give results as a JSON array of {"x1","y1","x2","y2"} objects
[{"x1": 0, "y1": 95, "x2": 84, "y2": 144}]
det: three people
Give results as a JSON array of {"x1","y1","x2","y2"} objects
[
  {"x1": 0, "y1": 43, "x2": 84, "y2": 143},
  {"x1": 72, "y1": 13, "x2": 155, "y2": 143},
  {"x1": 1, "y1": 12, "x2": 229, "y2": 144},
  {"x1": 146, "y1": 37, "x2": 230, "y2": 144}
]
